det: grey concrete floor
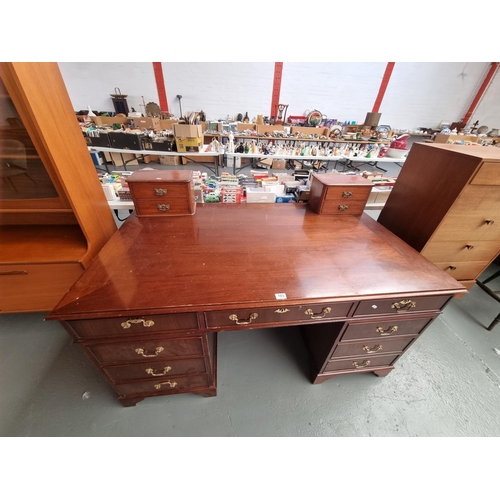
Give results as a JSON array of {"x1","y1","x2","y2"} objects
[{"x1": 2, "y1": 158, "x2": 500, "y2": 437}]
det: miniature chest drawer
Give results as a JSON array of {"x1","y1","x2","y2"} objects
[
  {"x1": 83, "y1": 336, "x2": 206, "y2": 364},
  {"x1": 353, "y1": 295, "x2": 451, "y2": 316},
  {"x1": 103, "y1": 357, "x2": 208, "y2": 382},
  {"x1": 205, "y1": 302, "x2": 353, "y2": 329},
  {"x1": 421, "y1": 239, "x2": 499, "y2": 262},
  {"x1": 321, "y1": 199, "x2": 370, "y2": 215},
  {"x1": 341, "y1": 317, "x2": 435, "y2": 341},
  {"x1": 470, "y1": 162, "x2": 500, "y2": 185},
  {"x1": 331, "y1": 336, "x2": 416, "y2": 359},
  {"x1": 433, "y1": 261, "x2": 490, "y2": 281},
  {"x1": 308, "y1": 173, "x2": 373, "y2": 215},
  {"x1": 127, "y1": 170, "x2": 196, "y2": 216},
  {"x1": 66, "y1": 312, "x2": 200, "y2": 339}
]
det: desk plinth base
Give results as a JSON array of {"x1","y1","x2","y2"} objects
[{"x1": 118, "y1": 386, "x2": 217, "y2": 407}]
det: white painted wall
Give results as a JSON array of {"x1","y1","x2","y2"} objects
[
  {"x1": 57, "y1": 62, "x2": 500, "y2": 130},
  {"x1": 57, "y1": 62, "x2": 158, "y2": 114},
  {"x1": 161, "y1": 62, "x2": 274, "y2": 121},
  {"x1": 280, "y1": 62, "x2": 387, "y2": 124}
]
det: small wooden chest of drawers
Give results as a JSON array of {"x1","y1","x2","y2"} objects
[
  {"x1": 127, "y1": 170, "x2": 196, "y2": 216},
  {"x1": 308, "y1": 173, "x2": 373, "y2": 215}
]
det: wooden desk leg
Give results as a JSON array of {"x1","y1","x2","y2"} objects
[
  {"x1": 197, "y1": 389, "x2": 217, "y2": 397},
  {"x1": 373, "y1": 368, "x2": 393, "y2": 377},
  {"x1": 119, "y1": 397, "x2": 145, "y2": 407},
  {"x1": 487, "y1": 312, "x2": 500, "y2": 331}
]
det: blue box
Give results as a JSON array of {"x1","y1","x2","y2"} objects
[{"x1": 275, "y1": 194, "x2": 295, "y2": 203}]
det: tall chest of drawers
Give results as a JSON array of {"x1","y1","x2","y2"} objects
[{"x1": 378, "y1": 143, "x2": 500, "y2": 291}]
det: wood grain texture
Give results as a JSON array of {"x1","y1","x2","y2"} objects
[{"x1": 48, "y1": 205, "x2": 464, "y2": 321}]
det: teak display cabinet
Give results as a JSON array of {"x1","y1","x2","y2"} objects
[{"x1": 0, "y1": 63, "x2": 117, "y2": 313}]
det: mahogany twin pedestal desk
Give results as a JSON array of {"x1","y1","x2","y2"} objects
[{"x1": 47, "y1": 204, "x2": 465, "y2": 407}]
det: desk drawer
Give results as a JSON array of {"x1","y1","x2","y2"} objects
[
  {"x1": 116, "y1": 374, "x2": 210, "y2": 397},
  {"x1": 103, "y1": 358, "x2": 207, "y2": 382},
  {"x1": 84, "y1": 336, "x2": 205, "y2": 364},
  {"x1": 205, "y1": 302, "x2": 353, "y2": 328},
  {"x1": 353, "y1": 295, "x2": 451, "y2": 316},
  {"x1": 325, "y1": 354, "x2": 399, "y2": 373},
  {"x1": 341, "y1": 317, "x2": 435, "y2": 341},
  {"x1": 331, "y1": 337, "x2": 415, "y2": 358},
  {"x1": 321, "y1": 200, "x2": 368, "y2": 215},
  {"x1": 68, "y1": 313, "x2": 199, "y2": 339},
  {"x1": 470, "y1": 162, "x2": 500, "y2": 185}
]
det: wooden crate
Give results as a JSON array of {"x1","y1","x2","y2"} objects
[{"x1": 257, "y1": 124, "x2": 285, "y2": 134}]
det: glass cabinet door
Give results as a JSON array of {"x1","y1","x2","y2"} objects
[{"x1": 0, "y1": 74, "x2": 59, "y2": 201}]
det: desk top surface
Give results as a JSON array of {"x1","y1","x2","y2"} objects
[{"x1": 48, "y1": 204, "x2": 464, "y2": 320}]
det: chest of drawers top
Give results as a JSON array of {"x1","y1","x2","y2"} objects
[{"x1": 47, "y1": 204, "x2": 464, "y2": 322}]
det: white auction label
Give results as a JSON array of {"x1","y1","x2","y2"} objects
[{"x1": 275, "y1": 293, "x2": 287, "y2": 300}]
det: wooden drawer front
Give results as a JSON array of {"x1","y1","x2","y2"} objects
[
  {"x1": 422, "y1": 240, "x2": 498, "y2": 262},
  {"x1": 432, "y1": 186, "x2": 500, "y2": 241},
  {"x1": 129, "y1": 182, "x2": 192, "y2": 199},
  {"x1": 341, "y1": 317, "x2": 435, "y2": 341},
  {"x1": 0, "y1": 263, "x2": 82, "y2": 313},
  {"x1": 325, "y1": 354, "x2": 399, "y2": 373},
  {"x1": 470, "y1": 162, "x2": 500, "y2": 185},
  {"x1": 116, "y1": 374, "x2": 210, "y2": 397},
  {"x1": 321, "y1": 200, "x2": 368, "y2": 215},
  {"x1": 332, "y1": 337, "x2": 415, "y2": 359},
  {"x1": 69, "y1": 313, "x2": 199, "y2": 339},
  {"x1": 324, "y1": 186, "x2": 372, "y2": 202},
  {"x1": 353, "y1": 295, "x2": 450, "y2": 316},
  {"x1": 103, "y1": 358, "x2": 207, "y2": 382},
  {"x1": 85, "y1": 337, "x2": 205, "y2": 364},
  {"x1": 434, "y1": 261, "x2": 490, "y2": 281},
  {"x1": 134, "y1": 197, "x2": 195, "y2": 216},
  {"x1": 205, "y1": 302, "x2": 353, "y2": 328}
]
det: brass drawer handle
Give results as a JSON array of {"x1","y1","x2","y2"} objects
[
  {"x1": 391, "y1": 299, "x2": 416, "y2": 312},
  {"x1": 447, "y1": 266, "x2": 457, "y2": 271},
  {"x1": 274, "y1": 308, "x2": 290, "y2": 314},
  {"x1": 465, "y1": 245, "x2": 474, "y2": 250},
  {"x1": 342, "y1": 191, "x2": 353, "y2": 198},
  {"x1": 305, "y1": 307, "x2": 332, "y2": 319},
  {"x1": 0, "y1": 270, "x2": 28, "y2": 276},
  {"x1": 353, "y1": 360, "x2": 371, "y2": 369},
  {"x1": 485, "y1": 220, "x2": 495, "y2": 226},
  {"x1": 121, "y1": 318, "x2": 155, "y2": 329},
  {"x1": 338, "y1": 205, "x2": 349, "y2": 211},
  {"x1": 376, "y1": 325, "x2": 398, "y2": 336},
  {"x1": 363, "y1": 344, "x2": 382, "y2": 354},
  {"x1": 157, "y1": 204, "x2": 170, "y2": 211},
  {"x1": 146, "y1": 366, "x2": 172, "y2": 377},
  {"x1": 135, "y1": 347, "x2": 164, "y2": 357},
  {"x1": 229, "y1": 312, "x2": 258, "y2": 325},
  {"x1": 154, "y1": 188, "x2": 167, "y2": 196},
  {"x1": 154, "y1": 380, "x2": 178, "y2": 390}
]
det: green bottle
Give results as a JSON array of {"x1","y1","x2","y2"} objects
[{"x1": 244, "y1": 142, "x2": 249, "y2": 153}]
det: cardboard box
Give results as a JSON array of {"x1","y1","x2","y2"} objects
[
  {"x1": 237, "y1": 123, "x2": 256, "y2": 131},
  {"x1": 173, "y1": 124, "x2": 203, "y2": 138},
  {"x1": 175, "y1": 137, "x2": 203, "y2": 153},
  {"x1": 159, "y1": 155, "x2": 181, "y2": 166},
  {"x1": 275, "y1": 194, "x2": 295, "y2": 203},
  {"x1": 110, "y1": 152, "x2": 139, "y2": 167},
  {"x1": 291, "y1": 126, "x2": 329, "y2": 136},
  {"x1": 143, "y1": 155, "x2": 160, "y2": 164},
  {"x1": 272, "y1": 159, "x2": 286, "y2": 170},
  {"x1": 159, "y1": 119, "x2": 179, "y2": 130},
  {"x1": 256, "y1": 124, "x2": 285, "y2": 134},
  {"x1": 246, "y1": 187, "x2": 276, "y2": 203},
  {"x1": 434, "y1": 133, "x2": 479, "y2": 144},
  {"x1": 133, "y1": 117, "x2": 161, "y2": 131},
  {"x1": 91, "y1": 116, "x2": 130, "y2": 126}
]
